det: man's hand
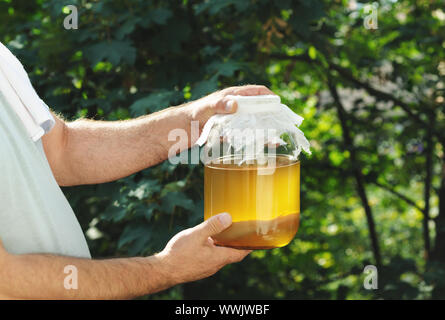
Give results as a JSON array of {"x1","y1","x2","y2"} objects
[
  {"x1": 185, "y1": 85, "x2": 275, "y2": 128},
  {"x1": 156, "y1": 213, "x2": 251, "y2": 285}
]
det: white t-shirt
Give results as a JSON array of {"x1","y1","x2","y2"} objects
[{"x1": 0, "y1": 44, "x2": 91, "y2": 258}]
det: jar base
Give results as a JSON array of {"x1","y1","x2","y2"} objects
[
  {"x1": 214, "y1": 243, "x2": 289, "y2": 250},
  {"x1": 210, "y1": 213, "x2": 299, "y2": 250}
]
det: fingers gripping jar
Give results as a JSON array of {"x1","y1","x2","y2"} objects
[{"x1": 197, "y1": 95, "x2": 310, "y2": 249}]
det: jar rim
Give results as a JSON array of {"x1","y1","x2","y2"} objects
[{"x1": 204, "y1": 154, "x2": 300, "y2": 169}]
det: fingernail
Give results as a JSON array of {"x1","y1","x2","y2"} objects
[
  {"x1": 225, "y1": 100, "x2": 235, "y2": 112},
  {"x1": 218, "y1": 213, "x2": 232, "y2": 228}
]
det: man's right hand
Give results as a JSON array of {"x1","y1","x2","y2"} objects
[{"x1": 156, "y1": 213, "x2": 252, "y2": 286}]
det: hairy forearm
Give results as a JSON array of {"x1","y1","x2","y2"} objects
[
  {"x1": 62, "y1": 104, "x2": 199, "y2": 186},
  {"x1": 46, "y1": 86, "x2": 270, "y2": 186},
  {"x1": 0, "y1": 251, "x2": 172, "y2": 299}
]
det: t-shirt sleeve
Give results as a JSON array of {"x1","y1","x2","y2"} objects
[{"x1": 0, "y1": 41, "x2": 55, "y2": 140}]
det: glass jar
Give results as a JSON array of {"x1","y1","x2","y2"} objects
[
  {"x1": 204, "y1": 155, "x2": 300, "y2": 249},
  {"x1": 200, "y1": 95, "x2": 309, "y2": 250}
]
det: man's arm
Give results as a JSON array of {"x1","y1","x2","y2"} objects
[
  {"x1": 0, "y1": 247, "x2": 168, "y2": 300},
  {"x1": 43, "y1": 85, "x2": 273, "y2": 186},
  {"x1": 0, "y1": 213, "x2": 249, "y2": 299}
]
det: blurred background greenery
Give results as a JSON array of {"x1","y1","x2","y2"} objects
[{"x1": 1, "y1": 0, "x2": 445, "y2": 299}]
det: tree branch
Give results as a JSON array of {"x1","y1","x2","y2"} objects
[
  {"x1": 267, "y1": 53, "x2": 312, "y2": 63},
  {"x1": 269, "y1": 53, "x2": 440, "y2": 138},
  {"x1": 371, "y1": 181, "x2": 425, "y2": 214},
  {"x1": 327, "y1": 75, "x2": 382, "y2": 268},
  {"x1": 432, "y1": 160, "x2": 445, "y2": 267},
  {"x1": 327, "y1": 63, "x2": 427, "y2": 125},
  {"x1": 423, "y1": 115, "x2": 434, "y2": 258}
]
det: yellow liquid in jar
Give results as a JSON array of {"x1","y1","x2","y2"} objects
[{"x1": 204, "y1": 155, "x2": 300, "y2": 249}]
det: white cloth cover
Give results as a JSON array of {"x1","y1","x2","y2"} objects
[{"x1": 196, "y1": 95, "x2": 311, "y2": 164}]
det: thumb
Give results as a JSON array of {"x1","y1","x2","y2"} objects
[
  {"x1": 195, "y1": 213, "x2": 232, "y2": 238},
  {"x1": 215, "y1": 98, "x2": 238, "y2": 114}
]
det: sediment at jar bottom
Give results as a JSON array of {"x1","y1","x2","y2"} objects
[{"x1": 211, "y1": 213, "x2": 299, "y2": 250}]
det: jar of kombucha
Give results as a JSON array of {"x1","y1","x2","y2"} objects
[{"x1": 198, "y1": 95, "x2": 310, "y2": 250}]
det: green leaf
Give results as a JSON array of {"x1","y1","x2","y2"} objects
[
  {"x1": 207, "y1": 60, "x2": 243, "y2": 77},
  {"x1": 143, "y1": 203, "x2": 160, "y2": 221},
  {"x1": 150, "y1": 19, "x2": 191, "y2": 54},
  {"x1": 160, "y1": 180, "x2": 187, "y2": 197},
  {"x1": 102, "y1": 205, "x2": 127, "y2": 222},
  {"x1": 150, "y1": 8, "x2": 173, "y2": 25},
  {"x1": 140, "y1": 8, "x2": 173, "y2": 27},
  {"x1": 191, "y1": 76, "x2": 218, "y2": 99},
  {"x1": 201, "y1": 45, "x2": 220, "y2": 56},
  {"x1": 194, "y1": 0, "x2": 249, "y2": 15},
  {"x1": 128, "y1": 179, "x2": 161, "y2": 200},
  {"x1": 118, "y1": 223, "x2": 152, "y2": 255},
  {"x1": 115, "y1": 17, "x2": 141, "y2": 40},
  {"x1": 308, "y1": 46, "x2": 317, "y2": 60},
  {"x1": 84, "y1": 40, "x2": 136, "y2": 66},
  {"x1": 129, "y1": 90, "x2": 181, "y2": 116},
  {"x1": 160, "y1": 191, "x2": 195, "y2": 214},
  {"x1": 187, "y1": 199, "x2": 204, "y2": 226}
]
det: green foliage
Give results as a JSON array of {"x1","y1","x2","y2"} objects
[
  {"x1": 84, "y1": 40, "x2": 136, "y2": 66},
  {"x1": 130, "y1": 90, "x2": 182, "y2": 116},
  {"x1": 2, "y1": 0, "x2": 445, "y2": 299}
]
